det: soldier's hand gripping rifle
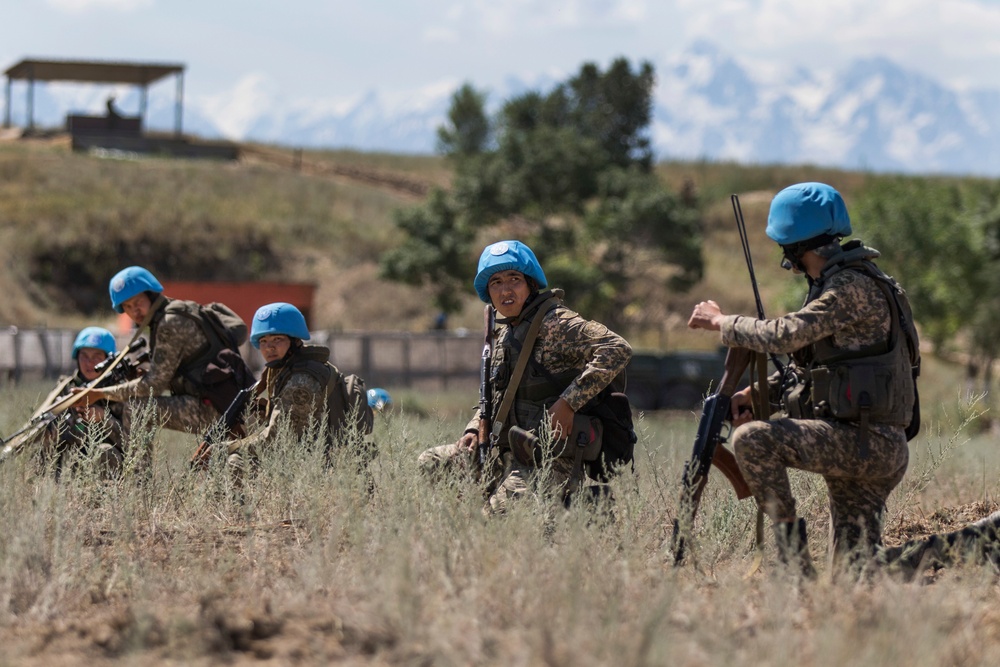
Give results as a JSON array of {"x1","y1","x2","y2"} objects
[
  {"x1": 476, "y1": 305, "x2": 496, "y2": 467},
  {"x1": 671, "y1": 194, "x2": 784, "y2": 565},
  {"x1": 190, "y1": 379, "x2": 261, "y2": 469}
]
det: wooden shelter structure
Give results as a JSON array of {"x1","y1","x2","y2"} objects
[{"x1": 3, "y1": 58, "x2": 185, "y2": 135}]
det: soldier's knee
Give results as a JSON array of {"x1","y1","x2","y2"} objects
[
  {"x1": 732, "y1": 421, "x2": 769, "y2": 461},
  {"x1": 228, "y1": 452, "x2": 245, "y2": 471},
  {"x1": 94, "y1": 443, "x2": 123, "y2": 478},
  {"x1": 416, "y1": 448, "x2": 438, "y2": 471}
]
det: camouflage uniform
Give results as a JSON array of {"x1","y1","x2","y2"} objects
[
  {"x1": 225, "y1": 345, "x2": 370, "y2": 470},
  {"x1": 722, "y1": 267, "x2": 910, "y2": 558},
  {"x1": 418, "y1": 290, "x2": 631, "y2": 514},
  {"x1": 41, "y1": 370, "x2": 124, "y2": 478},
  {"x1": 100, "y1": 298, "x2": 220, "y2": 467}
]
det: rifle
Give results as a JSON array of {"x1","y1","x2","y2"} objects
[
  {"x1": 671, "y1": 194, "x2": 779, "y2": 565},
  {"x1": 190, "y1": 378, "x2": 261, "y2": 468},
  {"x1": 671, "y1": 348, "x2": 754, "y2": 564},
  {"x1": 93, "y1": 337, "x2": 149, "y2": 386},
  {"x1": 476, "y1": 305, "x2": 496, "y2": 466}
]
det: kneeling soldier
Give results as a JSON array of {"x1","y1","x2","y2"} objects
[
  {"x1": 78, "y1": 266, "x2": 253, "y2": 476},
  {"x1": 418, "y1": 240, "x2": 632, "y2": 514},
  {"x1": 42, "y1": 327, "x2": 125, "y2": 478},
  {"x1": 224, "y1": 303, "x2": 374, "y2": 477}
]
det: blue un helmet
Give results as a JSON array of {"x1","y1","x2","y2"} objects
[
  {"x1": 72, "y1": 326, "x2": 117, "y2": 360},
  {"x1": 765, "y1": 182, "x2": 852, "y2": 246},
  {"x1": 473, "y1": 240, "x2": 548, "y2": 303},
  {"x1": 250, "y1": 302, "x2": 311, "y2": 349},
  {"x1": 109, "y1": 266, "x2": 164, "y2": 313},
  {"x1": 367, "y1": 388, "x2": 392, "y2": 412}
]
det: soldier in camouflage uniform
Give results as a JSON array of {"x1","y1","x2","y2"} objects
[
  {"x1": 41, "y1": 327, "x2": 125, "y2": 478},
  {"x1": 223, "y1": 303, "x2": 374, "y2": 477},
  {"x1": 77, "y1": 266, "x2": 248, "y2": 474},
  {"x1": 688, "y1": 183, "x2": 918, "y2": 576},
  {"x1": 418, "y1": 240, "x2": 631, "y2": 515}
]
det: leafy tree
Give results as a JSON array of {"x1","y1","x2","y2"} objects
[
  {"x1": 436, "y1": 84, "x2": 491, "y2": 159},
  {"x1": 853, "y1": 177, "x2": 984, "y2": 351},
  {"x1": 381, "y1": 58, "x2": 702, "y2": 329},
  {"x1": 379, "y1": 189, "x2": 475, "y2": 315}
]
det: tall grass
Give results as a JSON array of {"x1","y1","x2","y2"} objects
[{"x1": 0, "y1": 379, "x2": 997, "y2": 664}]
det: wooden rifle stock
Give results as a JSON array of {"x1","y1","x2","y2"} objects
[{"x1": 672, "y1": 347, "x2": 754, "y2": 564}]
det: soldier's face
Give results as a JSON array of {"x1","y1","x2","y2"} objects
[
  {"x1": 488, "y1": 270, "x2": 530, "y2": 318},
  {"x1": 121, "y1": 292, "x2": 153, "y2": 325},
  {"x1": 77, "y1": 347, "x2": 109, "y2": 381},
  {"x1": 258, "y1": 334, "x2": 292, "y2": 363}
]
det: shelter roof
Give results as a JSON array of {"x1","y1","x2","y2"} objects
[{"x1": 4, "y1": 58, "x2": 184, "y2": 85}]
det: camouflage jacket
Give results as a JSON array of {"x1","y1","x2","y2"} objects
[
  {"x1": 226, "y1": 346, "x2": 332, "y2": 456},
  {"x1": 720, "y1": 267, "x2": 891, "y2": 357},
  {"x1": 101, "y1": 297, "x2": 211, "y2": 403},
  {"x1": 720, "y1": 265, "x2": 894, "y2": 410},
  {"x1": 465, "y1": 292, "x2": 632, "y2": 433},
  {"x1": 47, "y1": 371, "x2": 123, "y2": 447}
]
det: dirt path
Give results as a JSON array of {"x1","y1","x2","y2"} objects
[{"x1": 240, "y1": 145, "x2": 431, "y2": 200}]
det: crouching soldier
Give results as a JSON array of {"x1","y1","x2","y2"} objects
[
  {"x1": 41, "y1": 327, "x2": 125, "y2": 478},
  {"x1": 75, "y1": 266, "x2": 253, "y2": 476},
  {"x1": 688, "y1": 183, "x2": 918, "y2": 576},
  {"x1": 418, "y1": 240, "x2": 632, "y2": 515},
  {"x1": 223, "y1": 303, "x2": 374, "y2": 480}
]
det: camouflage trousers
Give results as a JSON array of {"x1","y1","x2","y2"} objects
[
  {"x1": 486, "y1": 458, "x2": 576, "y2": 516},
  {"x1": 733, "y1": 417, "x2": 909, "y2": 557},
  {"x1": 417, "y1": 442, "x2": 505, "y2": 490},
  {"x1": 41, "y1": 422, "x2": 124, "y2": 480},
  {"x1": 418, "y1": 442, "x2": 584, "y2": 515},
  {"x1": 880, "y1": 511, "x2": 1000, "y2": 580},
  {"x1": 122, "y1": 396, "x2": 219, "y2": 473}
]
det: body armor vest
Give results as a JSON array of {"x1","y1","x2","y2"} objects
[
  {"x1": 489, "y1": 291, "x2": 569, "y2": 434},
  {"x1": 268, "y1": 344, "x2": 373, "y2": 446},
  {"x1": 783, "y1": 241, "x2": 919, "y2": 429},
  {"x1": 149, "y1": 299, "x2": 216, "y2": 398}
]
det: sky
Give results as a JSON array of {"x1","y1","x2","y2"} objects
[{"x1": 3, "y1": 0, "x2": 1000, "y2": 129}]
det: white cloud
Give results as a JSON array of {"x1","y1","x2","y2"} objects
[
  {"x1": 444, "y1": 0, "x2": 648, "y2": 35},
  {"x1": 45, "y1": 0, "x2": 152, "y2": 11},
  {"x1": 422, "y1": 25, "x2": 459, "y2": 43},
  {"x1": 672, "y1": 0, "x2": 1000, "y2": 90}
]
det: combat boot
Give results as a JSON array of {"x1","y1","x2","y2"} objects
[{"x1": 773, "y1": 518, "x2": 817, "y2": 580}]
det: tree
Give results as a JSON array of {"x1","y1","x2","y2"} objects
[
  {"x1": 436, "y1": 84, "x2": 491, "y2": 159},
  {"x1": 853, "y1": 177, "x2": 984, "y2": 351},
  {"x1": 381, "y1": 58, "x2": 702, "y2": 330}
]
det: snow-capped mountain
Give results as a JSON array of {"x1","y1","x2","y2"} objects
[{"x1": 8, "y1": 41, "x2": 1000, "y2": 177}]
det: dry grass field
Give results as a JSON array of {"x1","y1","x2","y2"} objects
[
  {"x1": 0, "y1": 369, "x2": 996, "y2": 666},
  {"x1": 1, "y1": 138, "x2": 998, "y2": 665}
]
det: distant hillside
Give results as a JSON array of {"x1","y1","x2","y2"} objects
[{"x1": 0, "y1": 137, "x2": 885, "y2": 348}]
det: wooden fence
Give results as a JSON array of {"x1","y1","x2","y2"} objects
[{"x1": 0, "y1": 327, "x2": 482, "y2": 392}]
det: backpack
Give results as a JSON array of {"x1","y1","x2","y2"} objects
[
  {"x1": 577, "y1": 371, "x2": 638, "y2": 482},
  {"x1": 161, "y1": 299, "x2": 255, "y2": 413},
  {"x1": 328, "y1": 370, "x2": 375, "y2": 441}
]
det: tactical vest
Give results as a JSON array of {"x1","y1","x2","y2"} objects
[
  {"x1": 488, "y1": 291, "x2": 567, "y2": 436},
  {"x1": 782, "y1": 241, "x2": 919, "y2": 431},
  {"x1": 149, "y1": 299, "x2": 222, "y2": 398},
  {"x1": 269, "y1": 344, "x2": 374, "y2": 447}
]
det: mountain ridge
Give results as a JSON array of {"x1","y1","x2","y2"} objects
[{"x1": 10, "y1": 41, "x2": 1000, "y2": 177}]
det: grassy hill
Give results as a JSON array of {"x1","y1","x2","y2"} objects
[{"x1": 0, "y1": 137, "x2": 887, "y2": 349}]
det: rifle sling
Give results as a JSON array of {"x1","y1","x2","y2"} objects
[{"x1": 491, "y1": 297, "x2": 559, "y2": 440}]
